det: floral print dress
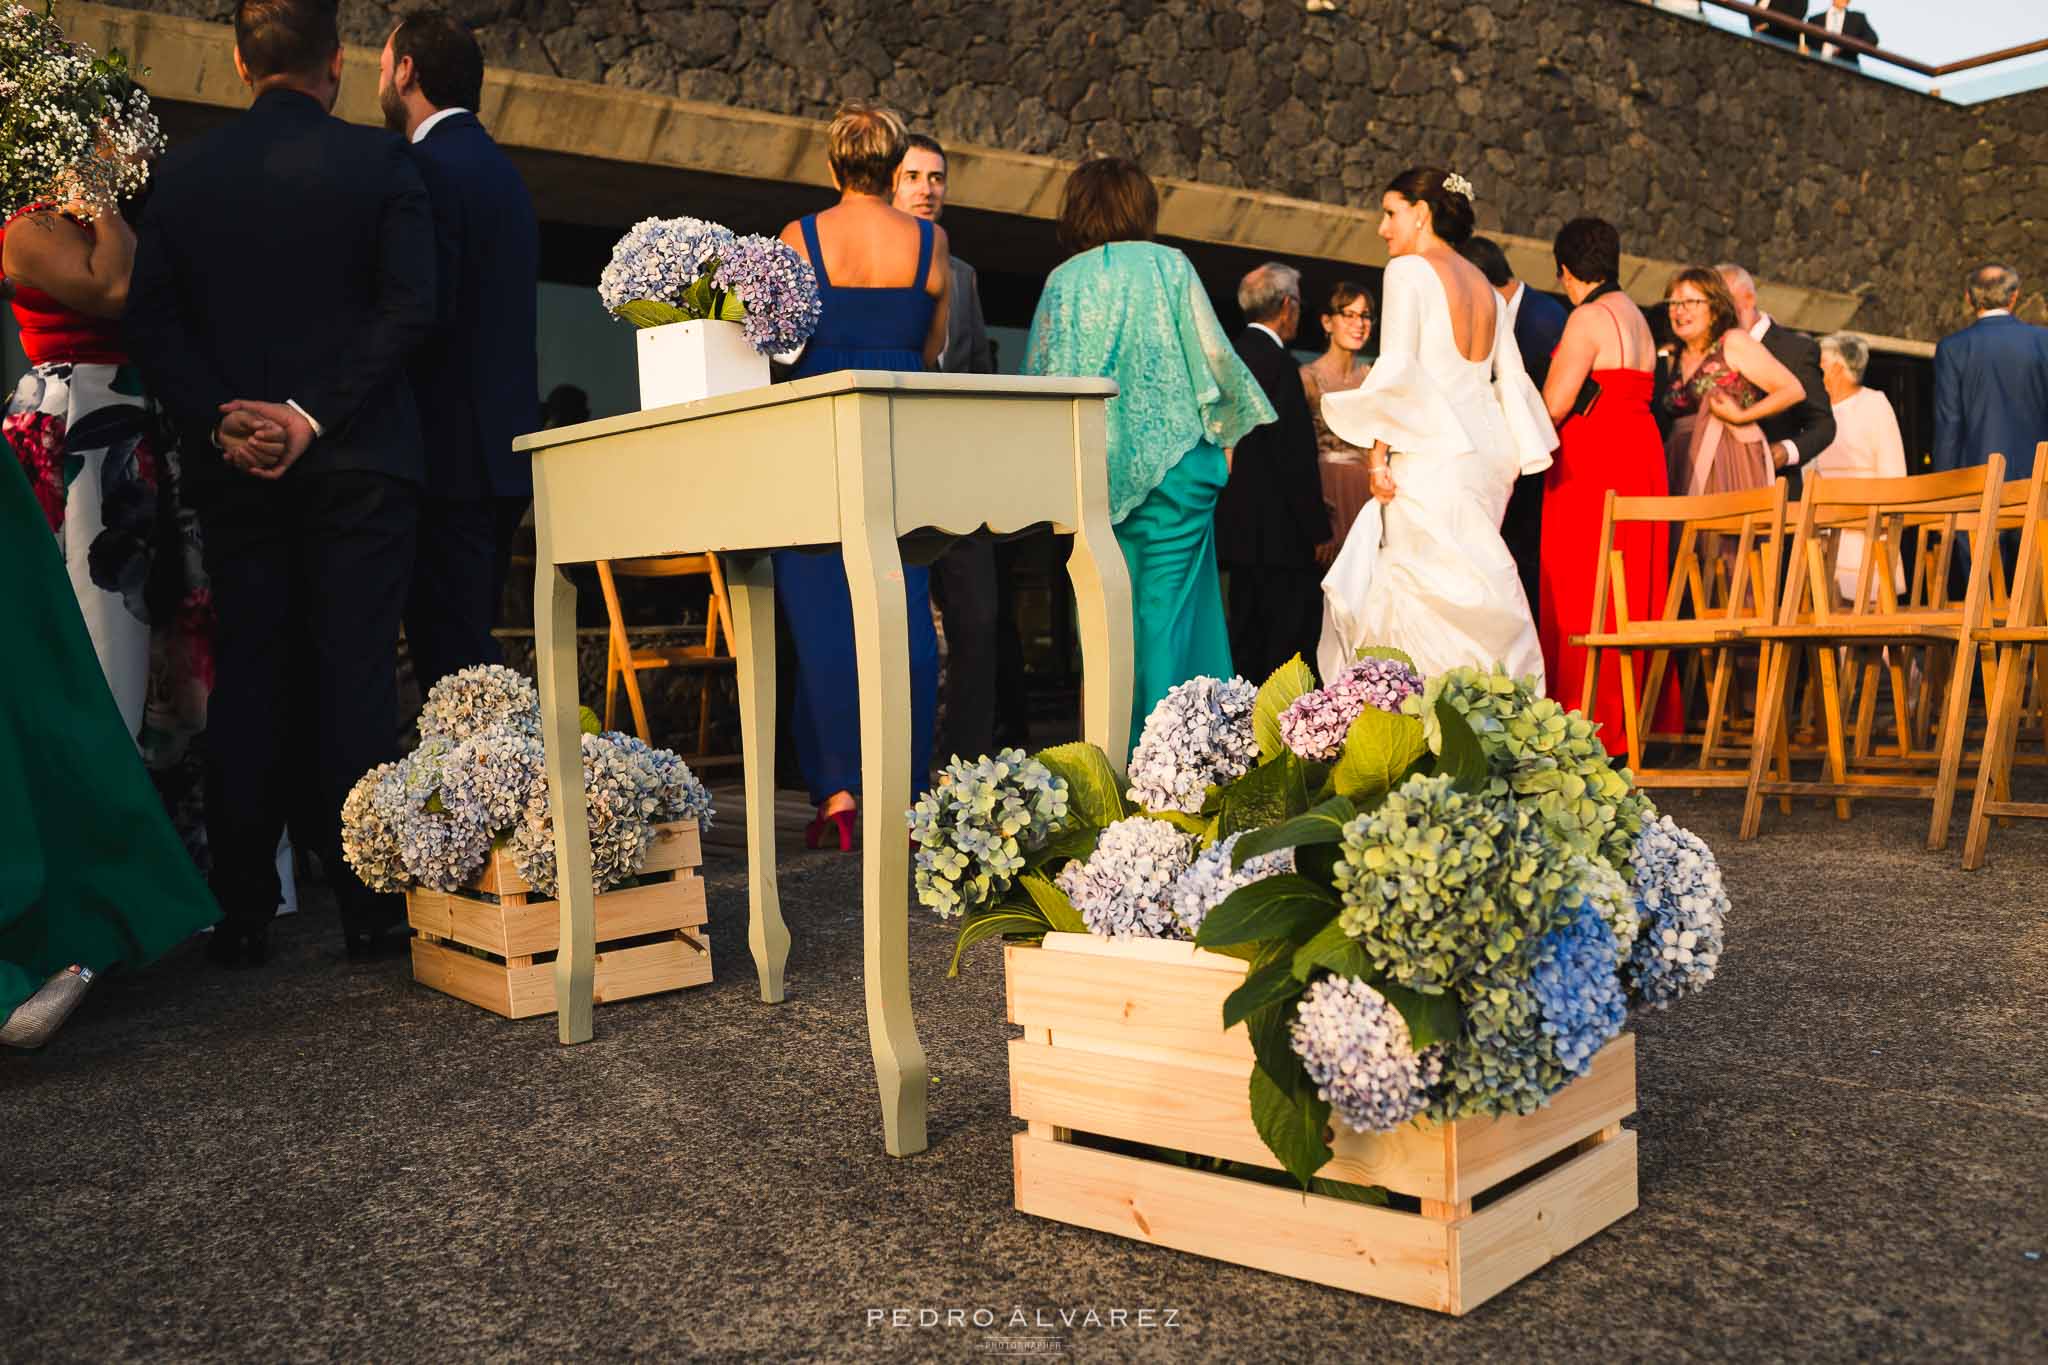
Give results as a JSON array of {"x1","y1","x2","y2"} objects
[
  {"x1": 3, "y1": 207, "x2": 212, "y2": 862},
  {"x1": 1664, "y1": 334, "x2": 1774, "y2": 497}
]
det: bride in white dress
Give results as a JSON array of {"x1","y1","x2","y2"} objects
[{"x1": 1317, "y1": 168, "x2": 1558, "y2": 687}]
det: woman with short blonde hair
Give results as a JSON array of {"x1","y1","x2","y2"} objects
[{"x1": 825, "y1": 102, "x2": 908, "y2": 198}]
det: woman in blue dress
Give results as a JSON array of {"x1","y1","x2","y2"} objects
[
  {"x1": 773, "y1": 103, "x2": 950, "y2": 851},
  {"x1": 1023, "y1": 158, "x2": 1275, "y2": 740}
]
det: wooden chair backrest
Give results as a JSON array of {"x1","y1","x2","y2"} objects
[
  {"x1": 1997, "y1": 457, "x2": 2048, "y2": 633},
  {"x1": 1782, "y1": 458, "x2": 2006, "y2": 629},
  {"x1": 1593, "y1": 480, "x2": 1788, "y2": 636}
]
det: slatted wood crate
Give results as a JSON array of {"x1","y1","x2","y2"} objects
[
  {"x1": 1005, "y1": 933, "x2": 1638, "y2": 1315},
  {"x1": 407, "y1": 820, "x2": 712, "y2": 1018}
]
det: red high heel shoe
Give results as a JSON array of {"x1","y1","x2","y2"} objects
[{"x1": 804, "y1": 807, "x2": 856, "y2": 852}]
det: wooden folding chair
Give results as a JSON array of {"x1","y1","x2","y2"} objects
[
  {"x1": 1963, "y1": 450, "x2": 2048, "y2": 869},
  {"x1": 1572, "y1": 481, "x2": 1787, "y2": 788},
  {"x1": 1739, "y1": 458, "x2": 2006, "y2": 849},
  {"x1": 596, "y1": 552, "x2": 738, "y2": 762}
]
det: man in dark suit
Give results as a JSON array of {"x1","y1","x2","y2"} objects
[
  {"x1": 1934, "y1": 264, "x2": 2048, "y2": 481},
  {"x1": 1717, "y1": 264, "x2": 1836, "y2": 496},
  {"x1": 1460, "y1": 236, "x2": 1566, "y2": 617},
  {"x1": 1216, "y1": 263, "x2": 1330, "y2": 684},
  {"x1": 1750, "y1": 0, "x2": 1804, "y2": 44},
  {"x1": 895, "y1": 132, "x2": 1001, "y2": 760},
  {"x1": 1806, "y1": 0, "x2": 1879, "y2": 67},
  {"x1": 126, "y1": 0, "x2": 436, "y2": 965},
  {"x1": 379, "y1": 10, "x2": 539, "y2": 691}
]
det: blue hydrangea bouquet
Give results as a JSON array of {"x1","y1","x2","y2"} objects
[
  {"x1": 598, "y1": 215, "x2": 822, "y2": 356},
  {"x1": 907, "y1": 650, "x2": 1728, "y2": 1188}
]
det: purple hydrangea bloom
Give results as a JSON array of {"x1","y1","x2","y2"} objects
[
  {"x1": 1279, "y1": 657, "x2": 1425, "y2": 761},
  {"x1": 1625, "y1": 815, "x2": 1728, "y2": 1008},
  {"x1": 712, "y1": 233, "x2": 823, "y2": 354},
  {"x1": 1126, "y1": 676, "x2": 1259, "y2": 814},
  {"x1": 1056, "y1": 817, "x2": 1195, "y2": 939},
  {"x1": 1289, "y1": 975, "x2": 1443, "y2": 1134},
  {"x1": 1168, "y1": 832, "x2": 1295, "y2": 938}
]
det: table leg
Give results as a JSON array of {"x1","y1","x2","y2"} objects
[
  {"x1": 842, "y1": 524, "x2": 929, "y2": 1158},
  {"x1": 1065, "y1": 404, "x2": 1136, "y2": 768},
  {"x1": 722, "y1": 552, "x2": 789, "y2": 1003},
  {"x1": 537, "y1": 559, "x2": 598, "y2": 1045}
]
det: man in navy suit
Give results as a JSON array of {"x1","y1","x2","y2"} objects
[
  {"x1": 1934, "y1": 265, "x2": 2048, "y2": 481},
  {"x1": 379, "y1": 10, "x2": 540, "y2": 690},
  {"x1": 1460, "y1": 236, "x2": 1566, "y2": 617},
  {"x1": 126, "y1": 0, "x2": 437, "y2": 963}
]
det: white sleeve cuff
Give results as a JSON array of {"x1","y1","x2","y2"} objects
[{"x1": 287, "y1": 399, "x2": 324, "y2": 438}]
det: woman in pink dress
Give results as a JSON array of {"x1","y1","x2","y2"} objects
[
  {"x1": 1298, "y1": 280, "x2": 1374, "y2": 561},
  {"x1": 1662, "y1": 266, "x2": 1805, "y2": 498}
]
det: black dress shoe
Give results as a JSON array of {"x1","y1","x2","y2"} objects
[
  {"x1": 343, "y1": 926, "x2": 412, "y2": 962},
  {"x1": 204, "y1": 925, "x2": 270, "y2": 968}
]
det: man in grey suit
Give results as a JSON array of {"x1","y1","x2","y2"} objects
[{"x1": 895, "y1": 133, "x2": 999, "y2": 761}]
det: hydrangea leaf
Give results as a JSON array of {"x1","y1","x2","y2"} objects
[
  {"x1": 1151, "y1": 809, "x2": 1211, "y2": 837},
  {"x1": 1431, "y1": 697, "x2": 1491, "y2": 793},
  {"x1": 1223, "y1": 943, "x2": 1303, "y2": 1029},
  {"x1": 1245, "y1": 994, "x2": 1307, "y2": 1091},
  {"x1": 1374, "y1": 979, "x2": 1463, "y2": 1050},
  {"x1": 1252, "y1": 655, "x2": 1318, "y2": 762},
  {"x1": 945, "y1": 909, "x2": 1049, "y2": 977},
  {"x1": 577, "y1": 706, "x2": 603, "y2": 736},
  {"x1": 1035, "y1": 742, "x2": 1128, "y2": 828},
  {"x1": 1291, "y1": 916, "x2": 1372, "y2": 981},
  {"x1": 714, "y1": 290, "x2": 747, "y2": 323},
  {"x1": 1230, "y1": 794, "x2": 1357, "y2": 868},
  {"x1": 1195, "y1": 873, "x2": 1338, "y2": 949},
  {"x1": 1329, "y1": 706, "x2": 1429, "y2": 808},
  {"x1": 1219, "y1": 751, "x2": 1311, "y2": 838},
  {"x1": 612, "y1": 299, "x2": 693, "y2": 329},
  {"x1": 1249, "y1": 1063, "x2": 1333, "y2": 1189},
  {"x1": 1354, "y1": 645, "x2": 1418, "y2": 668},
  {"x1": 1310, "y1": 1177, "x2": 1390, "y2": 1205},
  {"x1": 1017, "y1": 872, "x2": 1085, "y2": 935},
  {"x1": 1294, "y1": 841, "x2": 1343, "y2": 894},
  {"x1": 1029, "y1": 823, "x2": 1099, "y2": 871}
]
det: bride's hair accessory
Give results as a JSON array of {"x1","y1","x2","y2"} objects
[{"x1": 1442, "y1": 172, "x2": 1474, "y2": 201}]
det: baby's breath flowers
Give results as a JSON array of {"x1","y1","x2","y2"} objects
[
  {"x1": 1, "y1": 5, "x2": 162, "y2": 219},
  {"x1": 1125, "y1": 675, "x2": 1259, "y2": 815},
  {"x1": 910, "y1": 750, "x2": 1069, "y2": 918}
]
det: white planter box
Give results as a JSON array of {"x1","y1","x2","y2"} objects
[{"x1": 635, "y1": 318, "x2": 770, "y2": 410}]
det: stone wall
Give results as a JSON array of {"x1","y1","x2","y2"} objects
[{"x1": 116, "y1": 0, "x2": 2048, "y2": 338}]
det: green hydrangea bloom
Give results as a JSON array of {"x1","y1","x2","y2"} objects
[
  {"x1": 1408, "y1": 665, "x2": 1655, "y2": 877},
  {"x1": 1333, "y1": 773, "x2": 1575, "y2": 995}
]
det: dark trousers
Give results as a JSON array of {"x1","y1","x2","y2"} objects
[
  {"x1": 1224, "y1": 561, "x2": 1323, "y2": 685},
  {"x1": 1502, "y1": 471, "x2": 1544, "y2": 619},
  {"x1": 404, "y1": 493, "x2": 526, "y2": 691},
  {"x1": 931, "y1": 534, "x2": 998, "y2": 762},
  {"x1": 196, "y1": 468, "x2": 418, "y2": 936}
]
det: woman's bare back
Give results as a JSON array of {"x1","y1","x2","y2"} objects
[
  {"x1": 779, "y1": 199, "x2": 946, "y2": 295},
  {"x1": 1419, "y1": 246, "x2": 1497, "y2": 364}
]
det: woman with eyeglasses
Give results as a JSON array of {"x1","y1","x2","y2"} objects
[
  {"x1": 1298, "y1": 281, "x2": 1375, "y2": 562},
  {"x1": 1536, "y1": 217, "x2": 1677, "y2": 738},
  {"x1": 1661, "y1": 265, "x2": 1802, "y2": 499}
]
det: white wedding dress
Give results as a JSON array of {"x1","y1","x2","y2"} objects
[{"x1": 1316, "y1": 254, "x2": 1558, "y2": 687}]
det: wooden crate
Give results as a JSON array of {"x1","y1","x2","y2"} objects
[
  {"x1": 406, "y1": 819, "x2": 713, "y2": 1019},
  {"x1": 1005, "y1": 933, "x2": 1639, "y2": 1315}
]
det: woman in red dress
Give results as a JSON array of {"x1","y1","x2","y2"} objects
[{"x1": 1536, "y1": 218, "x2": 1678, "y2": 745}]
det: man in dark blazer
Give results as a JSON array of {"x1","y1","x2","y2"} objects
[
  {"x1": 895, "y1": 132, "x2": 1001, "y2": 760},
  {"x1": 1806, "y1": 1, "x2": 1879, "y2": 67},
  {"x1": 1717, "y1": 264, "x2": 1836, "y2": 497},
  {"x1": 1750, "y1": 0, "x2": 1804, "y2": 44},
  {"x1": 126, "y1": 0, "x2": 437, "y2": 965},
  {"x1": 1216, "y1": 263, "x2": 1330, "y2": 684},
  {"x1": 1461, "y1": 236, "x2": 1566, "y2": 617},
  {"x1": 380, "y1": 10, "x2": 539, "y2": 691},
  {"x1": 1934, "y1": 264, "x2": 2048, "y2": 481}
]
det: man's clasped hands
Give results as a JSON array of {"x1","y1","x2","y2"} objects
[{"x1": 215, "y1": 399, "x2": 317, "y2": 479}]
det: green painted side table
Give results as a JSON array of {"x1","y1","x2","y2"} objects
[{"x1": 514, "y1": 372, "x2": 1132, "y2": 1155}]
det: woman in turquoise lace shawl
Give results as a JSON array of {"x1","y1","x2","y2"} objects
[{"x1": 1024, "y1": 159, "x2": 1275, "y2": 742}]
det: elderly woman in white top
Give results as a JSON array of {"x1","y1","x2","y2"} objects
[{"x1": 1811, "y1": 332, "x2": 1907, "y2": 600}]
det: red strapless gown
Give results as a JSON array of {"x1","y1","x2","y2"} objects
[{"x1": 1538, "y1": 369, "x2": 1681, "y2": 747}]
